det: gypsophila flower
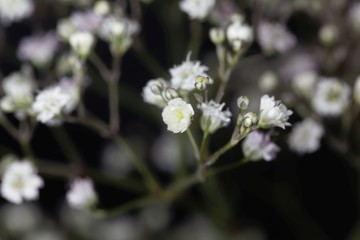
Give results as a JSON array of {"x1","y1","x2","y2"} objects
[
  {"x1": 1, "y1": 160, "x2": 44, "y2": 204},
  {"x1": 66, "y1": 178, "x2": 97, "y2": 210},
  {"x1": 312, "y1": 77, "x2": 350, "y2": 116},
  {"x1": 69, "y1": 31, "x2": 95, "y2": 59},
  {"x1": 142, "y1": 79, "x2": 168, "y2": 107},
  {"x1": 258, "y1": 71, "x2": 278, "y2": 93},
  {"x1": 226, "y1": 15, "x2": 253, "y2": 51},
  {"x1": 354, "y1": 76, "x2": 360, "y2": 105},
  {"x1": 292, "y1": 71, "x2": 317, "y2": 99},
  {"x1": 70, "y1": 10, "x2": 103, "y2": 33},
  {"x1": 0, "y1": 0, "x2": 33, "y2": 24},
  {"x1": 94, "y1": 1, "x2": 110, "y2": 16},
  {"x1": 162, "y1": 98, "x2": 194, "y2": 133},
  {"x1": 258, "y1": 95, "x2": 293, "y2": 129},
  {"x1": 198, "y1": 100, "x2": 232, "y2": 134},
  {"x1": 179, "y1": 0, "x2": 215, "y2": 20},
  {"x1": 0, "y1": 71, "x2": 36, "y2": 113},
  {"x1": 170, "y1": 53, "x2": 212, "y2": 91},
  {"x1": 242, "y1": 131, "x2": 280, "y2": 161},
  {"x1": 257, "y1": 21, "x2": 296, "y2": 54},
  {"x1": 17, "y1": 32, "x2": 59, "y2": 68},
  {"x1": 288, "y1": 118, "x2": 324, "y2": 154},
  {"x1": 32, "y1": 82, "x2": 78, "y2": 126}
]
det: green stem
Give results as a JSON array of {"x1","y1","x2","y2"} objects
[
  {"x1": 189, "y1": 20, "x2": 203, "y2": 59},
  {"x1": 0, "y1": 111, "x2": 19, "y2": 139},
  {"x1": 109, "y1": 54, "x2": 121, "y2": 134},
  {"x1": 206, "y1": 140, "x2": 238, "y2": 167},
  {"x1": 207, "y1": 158, "x2": 248, "y2": 177},
  {"x1": 200, "y1": 131, "x2": 209, "y2": 163},
  {"x1": 186, "y1": 129, "x2": 200, "y2": 160},
  {"x1": 114, "y1": 136, "x2": 161, "y2": 194}
]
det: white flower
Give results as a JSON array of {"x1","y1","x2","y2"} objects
[
  {"x1": 257, "y1": 21, "x2": 296, "y2": 54},
  {"x1": 1, "y1": 160, "x2": 44, "y2": 204},
  {"x1": 258, "y1": 95, "x2": 292, "y2": 129},
  {"x1": 0, "y1": 71, "x2": 36, "y2": 113},
  {"x1": 0, "y1": 0, "x2": 34, "y2": 24},
  {"x1": 162, "y1": 98, "x2": 194, "y2": 133},
  {"x1": 258, "y1": 71, "x2": 278, "y2": 93},
  {"x1": 57, "y1": 19, "x2": 76, "y2": 41},
  {"x1": 69, "y1": 31, "x2": 95, "y2": 59},
  {"x1": 66, "y1": 178, "x2": 97, "y2": 210},
  {"x1": 198, "y1": 100, "x2": 232, "y2": 133},
  {"x1": 354, "y1": 76, "x2": 360, "y2": 105},
  {"x1": 312, "y1": 77, "x2": 350, "y2": 116},
  {"x1": 179, "y1": 0, "x2": 215, "y2": 20},
  {"x1": 348, "y1": 3, "x2": 360, "y2": 32},
  {"x1": 32, "y1": 81, "x2": 78, "y2": 125},
  {"x1": 292, "y1": 71, "x2": 317, "y2": 99},
  {"x1": 70, "y1": 10, "x2": 103, "y2": 33},
  {"x1": 142, "y1": 79, "x2": 168, "y2": 107},
  {"x1": 18, "y1": 32, "x2": 59, "y2": 68},
  {"x1": 288, "y1": 118, "x2": 324, "y2": 154},
  {"x1": 226, "y1": 15, "x2": 253, "y2": 51},
  {"x1": 242, "y1": 131, "x2": 280, "y2": 161},
  {"x1": 170, "y1": 54, "x2": 211, "y2": 91},
  {"x1": 94, "y1": 1, "x2": 111, "y2": 16}
]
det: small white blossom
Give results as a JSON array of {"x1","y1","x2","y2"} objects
[
  {"x1": 0, "y1": 71, "x2": 36, "y2": 113},
  {"x1": 198, "y1": 100, "x2": 232, "y2": 133},
  {"x1": 226, "y1": 15, "x2": 253, "y2": 51},
  {"x1": 57, "y1": 19, "x2": 76, "y2": 41},
  {"x1": 312, "y1": 77, "x2": 350, "y2": 116},
  {"x1": 98, "y1": 16, "x2": 139, "y2": 41},
  {"x1": 170, "y1": 54, "x2": 212, "y2": 91},
  {"x1": 318, "y1": 24, "x2": 338, "y2": 46},
  {"x1": 162, "y1": 98, "x2": 194, "y2": 133},
  {"x1": 70, "y1": 10, "x2": 103, "y2": 33},
  {"x1": 292, "y1": 71, "x2": 317, "y2": 99},
  {"x1": 94, "y1": 1, "x2": 111, "y2": 16},
  {"x1": 288, "y1": 118, "x2": 324, "y2": 154},
  {"x1": 0, "y1": 0, "x2": 34, "y2": 24},
  {"x1": 258, "y1": 71, "x2": 278, "y2": 92},
  {"x1": 242, "y1": 131, "x2": 280, "y2": 161},
  {"x1": 66, "y1": 178, "x2": 97, "y2": 210},
  {"x1": 18, "y1": 32, "x2": 59, "y2": 68},
  {"x1": 1, "y1": 160, "x2": 44, "y2": 204},
  {"x1": 257, "y1": 21, "x2": 296, "y2": 54},
  {"x1": 179, "y1": 0, "x2": 215, "y2": 20},
  {"x1": 258, "y1": 95, "x2": 293, "y2": 129},
  {"x1": 353, "y1": 76, "x2": 360, "y2": 105},
  {"x1": 142, "y1": 79, "x2": 168, "y2": 107},
  {"x1": 69, "y1": 31, "x2": 95, "y2": 59},
  {"x1": 32, "y1": 81, "x2": 78, "y2": 125}
]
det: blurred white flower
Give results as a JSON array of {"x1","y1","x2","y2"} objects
[
  {"x1": 292, "y1": 71, "x2": 317, "y2": 99},
  {"x1": 258, "y1": 95, "x2": 292, "y2": 129},
  {"x1": 32, "y1": 81, "x2": 78, "y2": 126},
  {"x1": 279, "y1": 52, "x2": 317, "y2": 81},
  {"x1": 170, "y1": 54, "x2": 211, "y2": 91},
  {"x1": 312, "y1": 77, "x2": 350, "y2": 116},
  {"x1": 70, "y1": 10, "x2": 103, "y2": 33},
  {"x1": 242, "y1": 131, "x2": 280, "y2": 161},
  {"x1": 353, "y1": 75, "x2": 360, "y2": 105},
  {"x1": 162, "y1": 98, "x2": 194, "y2": 133},
  {"x1": 226, "y1": 15, "x2": 253, "y2": 51},
  {"x1": 179, "y1": 0, "x2": 215, "y2": 20},
  {"x1": 257, "y1": 21, "x2": 296, "y2": 54},
  {"x1": 94, "y1": 216, "x2": 142, "y2": 240},
  {"x1": 1, "y1": 160, "x2": 44, "y2": 204},
  {"x1": 101, "y1": 143, "x2": 133, "y2": 178},
  {"x1": 0, "y1": 0, "x2": 33, "y2": 24},
  {"x1": 94, "y1": 1, "x2": 111, "y2": 16},
  {"x1": 99, "y1": 16, "x2": 139, "y2": 40},
  {"x1": 57, "y1": 19, "x2": 76, "y2": 41},
  {"x1": 348, "y1": 2, "x2": 360, "y2": 32},
  {"x1": 142, "y1": 79, "x2": 168, "y2": 107},
  {"x1": 66, "y1": 178, "x2": 97, "y2": 210},
  {"x1": 18, "y1": 32, "x2": 59, "y2": 68},
  {"x1": 139, "y1": 201, "x2": 170, "y2": 232},
  {"x1": 198, "y1": 100, "x2": 232, "y2": 133},
  {"x1": 288, "y1": 118, "x2": 324, "y2": 154},
  {"x1": 258, "y1": 71, "x2": 278, "y2": 93},
  {"x1": 0, "y1": 203, "x2": 42, "y2": 235},
  {"x1": 69, "y1": 31, "x2": 95, "y2": 59},
  {"x1": 0, "y1": 71, "x2": 36, "y2": 113}
]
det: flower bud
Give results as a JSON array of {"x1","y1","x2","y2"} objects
[
  {"x1": 209, "y1": 28, "x2": 225, "y2": 45},
  {"x1": 195, "y1": 75, "x2": 209, "y2": 91},
  {"x1": 243, "y1": 112, "x2": 258, "y2": 128},
  {"x1": 94, "y1": 1, "x2": 111, "y2": 16},
  {"x1": 69, "y1": 32, "x2": 95, "y2": 60},
  {"x1": 149, "y1": 79, "x2": 165, "y2": 95},
  {"x1": 163, "y1": 88, "x2": 179, "y2": 101},
  {"x1": 237, "y1": 96, "x2": 249, "y2": 110}
]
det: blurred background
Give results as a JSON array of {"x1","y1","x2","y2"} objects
[{"x1": 0, "y1": 0, "x2": 359, "y2": 239}]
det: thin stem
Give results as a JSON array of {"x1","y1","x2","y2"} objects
[
  {"x1": 199, "y1": 131, "x2": 209, "y2": 163},
  {"x1": 207, "y1": 158, "x2": 248, "y2": 177},
  {"x1": 206, "y1": 140, "x2": 238, "y2": 167},
  {"x1": 186, "y1": 129, "x2": 200, "y2": 160},
  {"x1": 0, "y1": 112, "x2": 19, "y2": 139},
  {"x1": 189, "y1": 20, "x2": 203, "y2": 59},
  {"x1": 114, "y1": 136, "x2": 161, "y2": 194},
  {"x1": 89, "y1": 53, "x2": 112, "y2": 82},
  {"x1": 215, "y1": 69, "x2": 232, "y2": 102},
  {"x1": 109, "y1": 54, "x2": 121, "y2": 134}
]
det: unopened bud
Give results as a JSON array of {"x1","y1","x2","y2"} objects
[
  {"x1": 209, "y1": 28, "x2": 225, "y2": 45},
  {"x1": 243, "y1": 112, "x2": 258, "y2": 128},
  {"x1": 149, "y1": 79, "x2": 165, "y2": 95},
  {"x1": 237, "y1": 96, "x2": 249, "y2": 110},
  {"x1": 163, "y1": 88, "x2": 179, "y2": 101},
  {"x1": 195, "y1": 75, "x2": 209, "y2": 91}
]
